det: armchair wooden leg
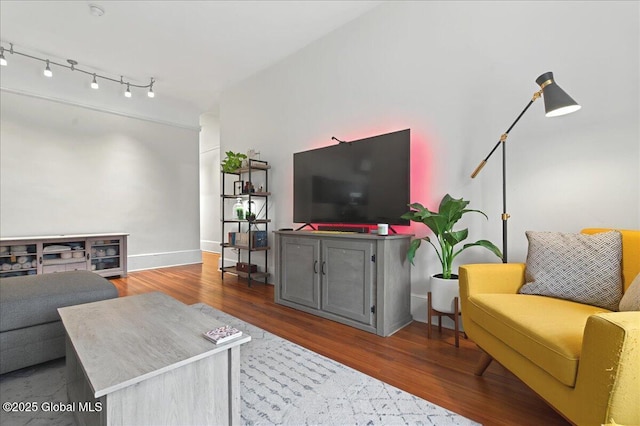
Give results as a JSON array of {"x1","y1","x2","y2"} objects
[{"x1": 474, "y1": 350, "x2": 493, "y2": 376}]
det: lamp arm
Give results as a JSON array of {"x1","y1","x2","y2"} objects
[{"x1": 470, "y1": 90, "x2": 542, "y2": 178}]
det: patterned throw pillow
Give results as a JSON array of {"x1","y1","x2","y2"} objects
[
  {"x1": 619, "y1": 273, "x2": 640, "y2": 311},
  {"x1": 519, "y1": 231, "x2": 623, "y2": 311}
]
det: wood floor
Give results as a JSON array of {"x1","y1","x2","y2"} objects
[{"x1": 110, "y1": 252, "x2": 569, "y2": 426}]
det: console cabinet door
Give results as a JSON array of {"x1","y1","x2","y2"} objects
[
  {"x1": 321, "y1": 239, "x2": 375, "y2": 326},
  {"x1": 280, "y1": 236, "x2": 321, "y2": 309}
]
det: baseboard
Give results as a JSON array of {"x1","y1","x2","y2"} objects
[
  {"x1": 200, "y1": 239, "x2": 220, "y2": 253},
  {"x1": 128, "y1": 249, "x2": 202, "y2": 272},
  {"x1": 219, "y1": 255, "x2": 236, "y2": 270}
]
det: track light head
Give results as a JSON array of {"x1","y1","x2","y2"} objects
[
  {"x1": 124, "y1": 83, "x2": 132, "y2": 98},
  {"x1": 91, "y1": 74, "x2": 99, "y2": 89},
  {"x1": 43, "y1": 60, "x2": 53, "y2": 77},
  {"x1": 0, "y1": 48, "x2": 6, "y2": 66},
  {"x1": 147, "y1": 78, "x2": 155, "y2": 98}
]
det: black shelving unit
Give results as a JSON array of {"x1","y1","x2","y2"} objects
[{"x1": 220, "y1": 159, "x2": 270, "y2": 286}]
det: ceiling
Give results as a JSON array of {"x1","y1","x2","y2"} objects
[{"x1": 0, "y1": 1, "x2": 382, "y2": 124}]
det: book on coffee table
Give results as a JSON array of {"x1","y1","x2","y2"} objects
[{"x1": 203, "y1": 325, "x2": 243, "y2": 344}]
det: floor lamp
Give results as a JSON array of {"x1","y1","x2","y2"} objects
[{"x1": 470, "y1": 72, "x2": 581, "y2": 263}]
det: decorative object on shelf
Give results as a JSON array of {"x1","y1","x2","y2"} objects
[
  {"x1": 227, "y1": 231, "x2": 268, "y2": 248},
  {"x1": 251, "y1": 231, "x2": 268, "y2": 248},
  {"x1": 236, "y1": 262, "x2": 257, "y2": 273},
  {"x1": 243, "y1": 181, "x2": 254, "y2": 194},
  {"x1": 244, "y1": 149, "x2": 262, "y2": 168},
  {"x1": 233, "y1": 198, "x2": 245, "y2": 220},
  {"x1": 244, "y1": 199, "x2": 257, "y2": 218},
  {"x1": 247, "y1": 149, "x2": 260, "y2": 161},
  {"x1": 0, "y1": 42, "x2": 155, "y2": 98},
  {"x1": 234, "y1": 180, "x2": 244, "y2": 195},
  {"x1": 402, "y1": 194, "x2": 502, "y2": 347},
  {"x1": 221, "y1": 151, "x2": 247, "y2": 173},
  {"x1": 470, "y1": 71, "x2": 580, "y2": 262}
]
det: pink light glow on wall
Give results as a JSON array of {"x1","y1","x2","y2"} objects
[{"x1": 403, "y1": 129, "x2": 435, "y2": 235}]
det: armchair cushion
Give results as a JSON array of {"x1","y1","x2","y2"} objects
[
  {"x1": 519, "y1": 230, "x2": 623, "y2": 310},
  {"x1": 467, "y1": 293, "x2": 609, "y2": 386}
]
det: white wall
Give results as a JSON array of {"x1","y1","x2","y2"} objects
[
  {"x1": 220, "y1": 1, "x2": 640, "y2": 321},
  {"x1": 0, "y1": 91, "x2": 202, "y2": 271},
  {"x1": 200, "y1": 112, "x2": 221, "y2": 252}
]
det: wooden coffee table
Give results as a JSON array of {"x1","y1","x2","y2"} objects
[{"x1": 58, "y1": 292, "x2": 250, "y2": 426}]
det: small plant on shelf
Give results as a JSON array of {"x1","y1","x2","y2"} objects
[{"x1": 221, "y1": 151, "x2": 247, "y2": 173}]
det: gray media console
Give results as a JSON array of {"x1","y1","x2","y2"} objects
[{"x1": 273, "y1": 231, "x2": 413, "y2": 336}]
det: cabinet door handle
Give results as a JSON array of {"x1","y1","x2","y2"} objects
[
  {"x1": 313, "y1": 260, "x2": 318, "y2": 274},
  {"x1": 321, "y1": 261, "x2": 326, "y2": 275}
]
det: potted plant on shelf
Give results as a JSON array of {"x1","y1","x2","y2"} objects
[
  {"x1": 221, "y1": 151, "x2": 247, "y2": 173},
  {"x1": 401, "y1": 194, "x2": 502, "y2": 344}
]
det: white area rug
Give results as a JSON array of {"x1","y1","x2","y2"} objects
[{"x1": 0, "y1": 303, "x2": 479, "y2": 425}]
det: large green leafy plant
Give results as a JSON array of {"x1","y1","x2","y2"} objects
[
  {"x1": 401, "y1": 194, "x2": 502, "y2": 279},
  {"x1": 221, "y1": 151, "x2": 247, "y2": 173}
]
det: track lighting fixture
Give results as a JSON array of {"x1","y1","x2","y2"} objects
[{"x1": 0, "y1": 41, "x2": 155, "y2": 99}]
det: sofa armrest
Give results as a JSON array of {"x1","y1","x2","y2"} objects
[
  {"x1": 459, "y1": 263, "x2": 526, "y2": 298},
  {"x1": 572, "y1": 312, "x2": 640, "y2": 425}
]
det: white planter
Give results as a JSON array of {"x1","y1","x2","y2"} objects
[{"x1": 430, "y1": 274, "x2": 461, "y2": 314}]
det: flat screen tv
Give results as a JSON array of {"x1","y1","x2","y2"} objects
[{"x1": 294, "y1": 129, "x2": 410, "y2": 226}]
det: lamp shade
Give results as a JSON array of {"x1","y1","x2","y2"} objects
[{"x1": 536, "y1": 72, "x2": 581, "y2": 117}]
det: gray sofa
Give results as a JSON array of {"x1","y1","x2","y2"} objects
[{"x1": 0, "y1": 271, "x2": 118, "y2": 374}]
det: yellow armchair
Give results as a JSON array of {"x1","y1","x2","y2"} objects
[{"x1": 460, "y1": 229, "x2": 640, "y2": 426}]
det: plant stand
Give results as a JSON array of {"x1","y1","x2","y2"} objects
[
  {"x1": 427, "y1": 275, "x2": 469, "y2": 347},
  {"x1": 427, "y1": 292, "x2": 466, "y2": 348}
]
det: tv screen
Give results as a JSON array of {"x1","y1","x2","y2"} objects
[{"x1": 294, "y1": 129, "x2": 410, "y2": 226}]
